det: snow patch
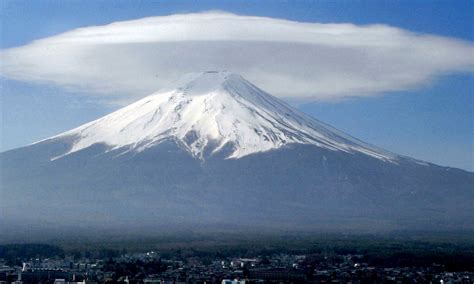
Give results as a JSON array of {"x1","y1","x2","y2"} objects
[{"x1": 47, "y1": 71, "x2": 397, "y2": 161}]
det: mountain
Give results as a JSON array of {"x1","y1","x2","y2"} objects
[{"x1": 1, "y1": 71, "x2": 473, "y2": 233}]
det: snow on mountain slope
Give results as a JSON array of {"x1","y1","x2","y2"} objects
[{"x1": 45, "y1": 71, "x2": 396, "y2": 161}]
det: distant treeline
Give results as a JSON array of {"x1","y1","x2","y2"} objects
[
  {"x1": 1, "y1": 235, "x2": 474, "y2": 271},
  {"x1": 0, "y1": 244, "x2": 64, "y2": 265},
  {"x1": 58, "y1": 236, "x2": 474, "y2": 271}
]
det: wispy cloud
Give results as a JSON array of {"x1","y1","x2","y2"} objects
[{"x1": 1, "y1": 12, "x2": 473, "y2": 103}]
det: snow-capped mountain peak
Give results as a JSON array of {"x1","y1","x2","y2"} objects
[{"x1": 48, "y1": 71, "x2": 395, "y2": 161}]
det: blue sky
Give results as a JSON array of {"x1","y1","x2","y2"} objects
[{"x1": 0, "y1": 0, "x2": 473, "y2": 171}]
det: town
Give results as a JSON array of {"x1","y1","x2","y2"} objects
[{"x1": 0, "y1": 246, "x2": 472, "y2": 283}]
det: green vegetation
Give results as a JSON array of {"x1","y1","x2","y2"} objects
[{"x1": 0, "y1": 244, "x2": 64, "y2": 266}]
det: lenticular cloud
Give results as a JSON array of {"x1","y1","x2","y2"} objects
[{"x1": 1, "y1": 12, "x2": 473, "y2": 103}]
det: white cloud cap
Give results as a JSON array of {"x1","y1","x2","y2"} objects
[{"x1": 1, "y1": 12, "x2": 473, "y2": 103}]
